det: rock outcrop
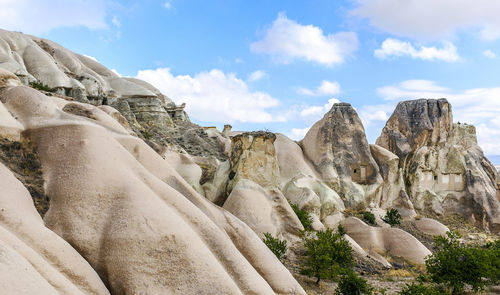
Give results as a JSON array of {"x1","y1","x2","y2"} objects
[
  {"x1": 0, "y1": 77, "x2": 305, "y2": 294},
  {"x1": 223, "y1": 132, "x2": 304, "y2": 242},
  {"x1": 377, "y1": 99, "x2": 500, "y2": 232}
]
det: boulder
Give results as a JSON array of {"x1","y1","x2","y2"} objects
[{"x1": 342, "y1": 217, "x2": 431, "y2": 264}]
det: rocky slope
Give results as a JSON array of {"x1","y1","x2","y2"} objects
[{"x1": 0, "y1": 29, "x2": 498, "y2": 294}]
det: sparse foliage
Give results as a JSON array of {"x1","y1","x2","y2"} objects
[
  {"x1": 398, "y1": 282, "x2": 445, "y2": 295},
  {"x1": 289, "y1": 202, "x2": 313, "y2": 231},
  {"x1": 301, "y1": 228, "x2": 353, "y2": 284},
  {"x1": 335, "y1": 270, "x2": 373, "y2": 295},
  {"x1": 29, "y1": 81, "x2": 53, "y2": 92},
  {"x1": 425, "y1": 231, "x2": 500, "y2": 294},
  {"x1": 382, "y1": 208, "x2": 402, "y2": 226},
  {"x1": 262, "y1": 232, "x2": 287, "y2": 262},
  {"x1": 363, "y1": 211, "x2": 376, "y2": 225}
]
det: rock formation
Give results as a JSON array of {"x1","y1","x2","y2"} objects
[
  {"x1": 223, "y1": 132, "x2": 304, "y2": 242},
  {"x1": 0, "y1": 69, "x2": 305, "y2": 294},
  {"x1": 377, "y1": 99, "x2": 500, "y2": 232}
]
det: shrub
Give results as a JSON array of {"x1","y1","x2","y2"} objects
[
  {"x1": 425, "y1": 231, "x2": 498, "y2": 294},
  {"x1": 399, "y1": 282, "x2": 445, "y2": 295},
  {"x1": 289, "y1": 202, "x2": 313, "y2": 231},
  {"x1": 262, "y1": 233, "x2": 287, "y2": 262},
  {"x1": 29, "y1": 81, "x2": 53, "y2": 92},
  {"x1": 335, "y1": 270, "x2": 373, "y2": 295},
  {"x1": 363, "y1": 211, "x2": 376, "y2": 225},
  {"x1": 301, "y1": 228, "x2": 353, "y2": 284},
  {"x1": 382, "y1": 208, "x2": 402, "y2": 226}
]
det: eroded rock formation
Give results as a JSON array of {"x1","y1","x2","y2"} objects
[{"x1": 377, "y1": 99, "x2": 500, "y2": 232}]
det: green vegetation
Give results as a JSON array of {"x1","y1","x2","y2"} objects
[
  {"x1": 424, "y1": 231, "x2": 500, "y2": 294},
  {"x1": 363, "y1": 211, "x2": 376, "y2": 225},
  {"x1": 382, "y1": 208, "x2": 402, "y2": 226},
  {"x1": 262, "y1": 232, "x2": 287, "y2": 262},
  {"x1": 301, "y1": 227, "x2": 354, "y2": 284},
  {"x1": 141, "y1": 130, "x2": 153, "y2": 140},
  {"x1": 399, "y1": 282, "x2": 444, "y2": 295},
  {"x1": 289, "y1": 202, "x2": 313, "y2": 231},
  {"x1": 335, "y1": 270, "x2": 373, "y2": 295},
  {"x1": 29, "y1": 81, "x2": 53, "y2": 92}
]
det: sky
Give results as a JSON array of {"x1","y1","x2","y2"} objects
[{"x1": 1, "y1": 0, "x2": 500, "y2": 162}]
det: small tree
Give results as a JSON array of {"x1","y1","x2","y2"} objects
[
  {"x1": 382, "y1": 208, "x2": 402, "y2": 226},
  {"x1": 399, "y1": 282, "x2": 444, "y2": 295},
  {"x1": 301, "y1": 228, "x2": 353, "y2": 284},
  {"x1": 335, "y1": 270, "x2": 373, "y2": 295},
  {"x1": 425, "y1": 231, "x2": 495, "y2": 294},
  {"x1": 262, "y1": 233, "x2": 287, "y2": 262},
  {"x1": 289, "y1": 202, "x2": 313, "y2": 231},
  {"x1": 363, "y1": 211, "x2": 376, "y2": 225}
]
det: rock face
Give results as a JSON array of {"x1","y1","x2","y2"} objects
[
  {"x1": 0, "y1": 79, "x2": 305, "y2": 294},
  {"x1": 377, "y1": 98, "x2": 500, "y2": 232},
  {"x1": 0, "y1": 162, "x2": 109, "y2": 295},
  {"x1": 223, "y1": 132, "x2": 304, "y2": 242},
  {"x1": 342, "y1": 217, "x2": 431, "y2": 264}
]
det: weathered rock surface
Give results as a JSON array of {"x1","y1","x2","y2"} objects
[
  {"x1": 342, "y1": 217, "x2": 432, "y2": 264},
  {"x1": 223, "y1": 132, "x2": 304, "y2": 242},
  {"x1": 377, "y1": 99, "x2": 500, "y2": 233},
  {"x1": 0, "y1": 162, "x2": 109, "y2": 295},
  {"x1": 0, "y1": 81, "x2": 305, "y2": 294}
]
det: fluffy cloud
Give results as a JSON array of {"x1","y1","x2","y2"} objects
[
  {"x1": 352, "y1": 0, "x2": 500, "y2": 41},
  {"x1": 376, "y1": 79, "x2": 500, "y2": 155},
  {"x1": 0, "y1": 0, "x2": 107, "y2": 34},
  {"x1": 164, "y1": 1, "x2": 173, "y2": 9},
  {"x1": 482, "y1": 50, "x2": 497, "y2": 59},
  {"x1": 289, "y1": 127, "x2": 311, "y2": 140},
  {"x1": 251, "y1": 13, "x2": 358, "y2": 66},
  {"x1": 299, "y1": 98, "x2": 340, "y2": 120},
  {"x1": 375, "y1": 39, "x2": 459, "y2": 62},
  {"x1": 136, "y1": 68, "x2": 282, "y2": 123},
  {"x1": 298, "y1": 80, "x2": 340, "y2": 96},
  {"x1": 247, "y1": 70, "x2": 267, "y2": 82}
]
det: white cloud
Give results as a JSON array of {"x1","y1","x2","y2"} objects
[
  {"x1": 247, "y1": 70, "x2": 267, "y2": 82},
  {"x1": 82, "y1": 54, "x2": 99, "y2": 63},
  {"x1": 375, "y1": 39, "x2": 459, "y2": 62},
  {"x1": 299, "y1": 98, "x2": 340, "y2": 120},
  {"x1": 110, "y1": 69, "x2": 122, "y2": 77},
  {"x1": 0, "y1": 0, "x2": 107, "y2": 34},
  {"x1": 376, "y1": 79, "x2": 500, "y2": 155},
  {"x1": 298, "y1": 80, "x2": 341, "y2": 96},
  {"x1": 482, "y1": 49, "x2": 497, "y2": 59},
  {"x1": 289, "y1": 127, "x2": 311, "y2": 140},
  {"x1": 358, "y1": 104, "x2": 390, "y2": 127},
  {"x1": 251, "y1": 13, "x2": 358, "y2": 67},
  {"x1": 136, "y1": 68, "x2": 282, "y2": 123},
  {"x1": 352, "y1": 0, "x2": 500, "y2": 41},
  {"x1": 164, "y1": 1, "x2": 173, "y2": 9}
]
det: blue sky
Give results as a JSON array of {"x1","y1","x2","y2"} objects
[{"x1": 2, "y1": 0, "x2": 500, "y2": 161}]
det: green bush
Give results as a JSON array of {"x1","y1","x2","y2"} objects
[
  {"x1": 382, "y1": 208, "x2": 402, "y2": 226},
  {"x1": 262, "y1": 232, "x2": 287, "y2": 262},
  {"x1": 425, "y1": 231, "x2": 499, "y2": 294},
  {"x1": 363, "y1": 211, "x2": 376, "y2": 225},
  {"x1": 335, "y1": 270, "x2": 373, "y2": 295},
  {"x1": 29, "y1": 81, "x2": 53, "y2": 92},
  {"x1": 289, "y1": 202, "x2": 313, "y2": 231},
  {"x1": 301, "y1": 228, "x2": 353, "y2": 284},
  {"x1": 399, "y1": 282, "x2": 444, "y2": 295}
]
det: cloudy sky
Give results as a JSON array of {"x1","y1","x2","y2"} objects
[{"x1": 2, "y1": 0, "x2": 500, "y2": 162}]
